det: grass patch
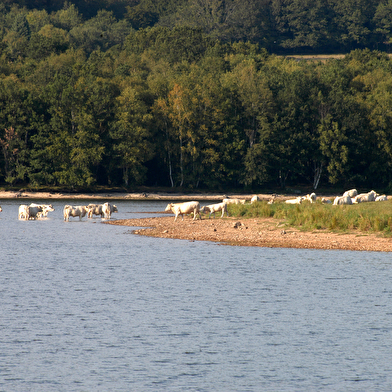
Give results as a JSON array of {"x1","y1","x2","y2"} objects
[{"x1": 228, "y1": 200, "x2": 392, "y2": 236}]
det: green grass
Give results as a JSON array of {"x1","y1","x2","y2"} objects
[{"x1": 228, "y1": 200, "x2": 392, "y2": 236}]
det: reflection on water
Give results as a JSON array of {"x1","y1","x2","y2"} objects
[{"x1": 1, "y1": 199, "x2": 392, "y2": 391}]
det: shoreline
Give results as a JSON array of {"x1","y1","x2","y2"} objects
[
  {"x1": 106, "y1": 216, "x2": 392, "y2": 253},
  {"x1": 3, "y1": 190, "x2": 391, "y2": 252},
  {"x1": 0, "y1": 190, "x2": 249, "y2": 201}
]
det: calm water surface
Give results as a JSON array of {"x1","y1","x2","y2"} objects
[{"x1": 1, "y1": 199, "x2": 392, "y2": 391}]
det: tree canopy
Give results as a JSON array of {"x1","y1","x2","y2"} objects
[{"x1": 1, "y1": 2, "x2": 392, "y2": 193}]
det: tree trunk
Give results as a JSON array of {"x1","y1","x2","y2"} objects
[{"x1": 313, "y1": 162, "x2": 322, "y2": 190}]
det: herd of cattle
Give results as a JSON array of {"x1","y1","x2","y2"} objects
[
  {"x1": 0, "y1": 189, "x2": 388, "y2": 222},
  {"x1": 0, "y1": 202, "x2": 119, "y2": 221},
  {"x1": 164, "y1": 189, "x2": 389, "y2": 221},
  {"x1": 283, "y1": 189, "x2": 388, "y2": 205}
]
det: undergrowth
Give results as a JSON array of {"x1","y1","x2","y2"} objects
[{"x1": 228, "y1": 200, "x2": 392, "y2": 236}]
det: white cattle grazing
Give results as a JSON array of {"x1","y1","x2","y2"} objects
[
  {"x1": 19, "y1": 204, "x2": 43, "y2": 220},
  {"x1": 102, "y1": 202, "x2": 118, "y2": 218},
  {"x1": 87, "y1": 203, "x2": 104, "y2": 218},
  {"x1": 352, "y1": 190, "x2": 378, "y2": 203},
  {"x1": 285, "y1": 197, "x2": 303, "y2": 204},
  {"x1": 63, "y1": 205, "x2": 88, "y2": 221},
  {"x1": 250, "y1": 195, "x2": 260, "y2": 204},
  {"x1": 321, "y1": 197, "x2": 332, "y2": 204},
  {"x1": 29, "y1": 203, "x2": 55, "y2": 218},
  {"x1": 343, "y1": 189, "x2": 358, "y2": 198},
  {"x1": 375, "y1": 195, "x2": 388, "y2": 202},
  {"x1": 304, "y1": 193, "x2": 317, "y2": 203},
  {"x1": 202, "y1": 202, "x2": 228, "y2": 218},
  {"x1": 223, "y1": 198, "x2": 246, "y2": 205},
  {"x1": 165, "y1": 201, "x2": 201, "y2": 221},
  {"x1": 333, "y1": 195, "x2": 353, "y2": 205}
]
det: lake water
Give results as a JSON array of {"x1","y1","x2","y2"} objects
[{"x1": 1, "y1": 199, "x2": 392, "y2": 391}]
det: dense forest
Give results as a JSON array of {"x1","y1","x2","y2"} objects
[{"x1": 2, "y1": 0, "x2": 392, "y2": 192}]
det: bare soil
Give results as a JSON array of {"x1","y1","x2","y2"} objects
[{"x1": 107, "y1": 215, "x2": 392, "y2": 252}]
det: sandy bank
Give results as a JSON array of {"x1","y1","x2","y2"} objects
[
  {"x1": 107, "y1": 216, "x2": 392, "y2": 252},
  {"x1": 0, "y1": 190, "x2": 272, "y2": 201}
]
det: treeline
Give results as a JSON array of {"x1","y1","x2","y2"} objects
[
  {"x1": 4, "y1": 0, "x2": 392, "y2": 53},
  {"x1": 2, "y1": 3, "x2": 392, "y2": 192}
]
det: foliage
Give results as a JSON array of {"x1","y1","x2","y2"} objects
[{"x1": 2, "y1": 2, "x2": 392, "y2": 191}]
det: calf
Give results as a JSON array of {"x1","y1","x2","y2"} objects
[{"x1": 201, "y1": 202, "x2": 228, "y2": 218}]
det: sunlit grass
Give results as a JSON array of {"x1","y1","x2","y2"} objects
[{"x1": 228, "y1": 200, "x2": 392, "y2": 236}]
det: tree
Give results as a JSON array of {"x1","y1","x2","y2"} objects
[
  {"x1": 373, "y1": 0, "x2": 392, "y2": 48},
  {"x1": 0, "y1": 75, "x2": 34, "y2": 185},
  {"x1": 3, "y1": 11, "x2": 31, "y2": 60},
  {"x1": 51, "y1": 2, "x2": 83, "y2": 31},
  {"x1": 272, "y1": 0, "x2": 331, "y2": 51},
  {"x1": 124, "y1": 25, "x2": 215, "y2": 64},
  {"x1": 69, "y1": 10, "x2": 131, "y2": 54},
  {"x1": 330, "y1": 0, "x2": 376, "y2": 50},
  {"x1": 165, "y1": 83, "x2": 192, "y2": 187},
  {"x1": 111, "y1": 86, "x2": 154, "y2": 186},
  {"x1": 28, "y1": 24, "x2": 69, "y2": 59},
  {"x1": 318, "y1": 116, "x2": 349, "y2": 184},
  {"x1": 164, "y1": 0, "x2": 270, "y2": 44}
]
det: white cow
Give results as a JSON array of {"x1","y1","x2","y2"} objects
[
  {"x1": 375, "y1": 195, "x2": 388, "y2": 202},
  {"x1": 285, "y1": 196, "x2": 304, "y2": 204},
  {"x1": 343, "y1": 189, "x2": 358, "y2": 198},
  {"x1": 30, "y1": 203, "x2": 55, "y2": 218},
  {"x1": 352, "y1": 190, "x2": 378, "y2": 203},
  {"x1": 223, "y1": 198, "x2": 246, "y2": 205},
  {"x1": 251, "y1": 195, "x2": 260, "y2": 204},
  {"x1": 333, "y1": 195, "x2": 353, "y2": 205},
  {"x1": 18, "y1": 204, "x2": 29, "y2": 220},
  {"x1": 304, "y1": 193, "x2": 317, "y2": 203},
  {"x1": 321, "y1": 197, "x2": 332, "y2": 204},
  {"x1": 87, "y1": 203, "x2": 104, "y2": 218},
  {"x1": 201, "y1": 202, "x2": 228, "y2": 218},
  {"x1": 165, "y1": 201, "x2": 201, "y2": 221},
  {"x1": 102, "y1": 202, "x2": 118, "y2": 219},
  {"x1": 63, "y1": 205, "x2": 88, "y2": 221},
  {"x1": 19, "y1": 204, "x2": 43, "y2": 220}
]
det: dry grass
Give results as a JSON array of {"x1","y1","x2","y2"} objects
[{"x1": 228, "y1": 199, "x2": 392, "y2": 236}]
